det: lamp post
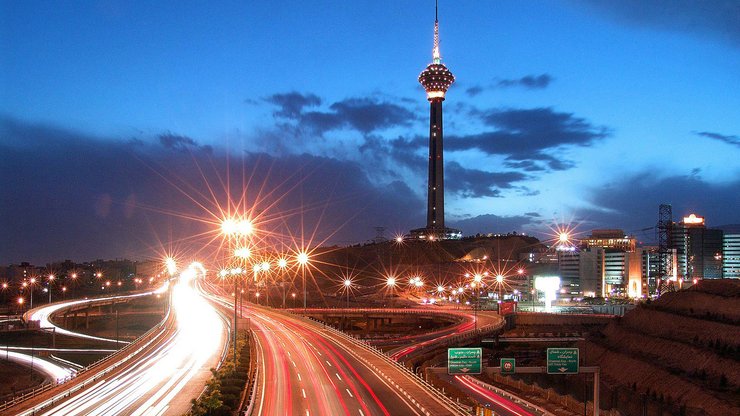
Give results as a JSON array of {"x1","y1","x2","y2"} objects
[
  {"x1": 278, "y1": 258, "x2": 288, "y2": 308},
  {"x1": 48, "y1": 274, "x2": 55, "y2": 304},
  {"x1": 297, "y1": 252, "x2": 309, "y2": 311},
  {"x1": 29, "y1": 278, "x2": 36, "y2": 309},
  {"x1": 473, "y1": 273, "x2": 483, "y2": 330}
]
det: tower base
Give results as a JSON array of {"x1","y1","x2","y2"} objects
[{"x1": 408, "y1": 227, "x2": 462, "y2": 241}]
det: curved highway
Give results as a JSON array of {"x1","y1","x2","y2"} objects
[
  {"x1": 201, "y1": 280, "x2": 467, "y2": 416},
  {"x1": 2, "y1": 265, "x2": 227, "y2": 416}
]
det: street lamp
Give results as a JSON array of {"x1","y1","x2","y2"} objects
[
  {"x1": 278, "y1": 258, "x2": 288, "y2": 308},
  {"x1": 472, "y1": 274, "x2": 484, "y2": 329},
  {"x1": 495, "y1": 273, "x2": 504, "y2": 296},
  {"x1": 47, "y1": 274, "x2": 55, "y2": 304},
  {"x1": 29, "y1": 277, "x2": 36, "y2": 309},
  {"x1": 297, "y1": 252, "x2": 309, "y2": 310},
  {"x1": 343, "y1": 278, "x2": 352, "y2": 309}
]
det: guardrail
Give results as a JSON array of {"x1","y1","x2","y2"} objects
[{"x1": 0, "y1": 295, "x2": 173, "y2": 414}]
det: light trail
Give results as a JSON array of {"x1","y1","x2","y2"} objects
[
  {"x1": 0, "y1": 350, "x2": 75, "y2": 382},
  {"x1": 455, "y1": 375, "x2": 533, "y2": 416},
  {"x1": 26, "y1": 266, "x2": 226, "y2": 416},
  {"x1": 27, "y1": 289, "x2": 166, "y2": 344}
]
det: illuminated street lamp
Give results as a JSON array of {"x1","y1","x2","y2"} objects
[
  {"x1": 278, "y1": 258, "x2": 288, "y2": 308},
  {"x1": 297, "y1": 251, "x2": 309, "y2": 310},
  {"x1": 48, "y1": 274, "x2": 55, "y2": 303},
  {"x1": 29, "y1": 277, "x2": 37, "y2": 309},
  {"x1": 495, "y1": 274, "x2": 505, "y2": 302},
  {"x1": 165, "y1": 258, "x2": 177, "y2": 276},
  {"x1": 343, "y1": 278, "x2": 352, "y2": 309}
]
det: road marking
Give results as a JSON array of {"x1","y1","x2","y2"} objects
[
  {"x1": 335, "y1": 372, "x2": 342, "y2": 381},
  {"x1": 297, "y1": 373, "x2": 302, "y2": 382},
  {"x1": 302, "y1": 388, "x2": 306, "y2": 399},
  {"x1": 325, "y1": 360, "x2": 332, "y2": 367},
  {"x1": 346, "y1": 388, "x2": 354, "y2": 398},
  {"x1": 306, "y1": 410, "x2": 310, "y2": 416},
  {"x1": 292, "y1": 360, "x2": 297, "y2": 368},
  {"x1": 358, "y1": 410, "x2": 365, "y2": 416}
]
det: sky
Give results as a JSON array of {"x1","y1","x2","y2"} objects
[{"x1": 1, "y1": 1, "x2": 739, "y2": 264}]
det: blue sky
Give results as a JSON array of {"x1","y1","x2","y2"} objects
[{"x1": 1, "y1": 1, "x2": 739, "y2": 263}]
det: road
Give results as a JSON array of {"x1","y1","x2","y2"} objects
[
  {"x1": 201, "y1": 281, "x2": 467, "y2": 416},
  {"x1": 434, "y1": 373, "x2": 537, "y2": 416},
  {"x1": 3, "y1": 265, "x2": 228, "y2": 416},
  {"x1": 386, "y1": 310, "x2": 503, "y2": 361}
]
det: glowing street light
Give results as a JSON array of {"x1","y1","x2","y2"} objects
[
  {"x1": 278, "y1": 257, "x2": 288, "y2": 308},
  {"x1": 296, "y1": 251, "x2": 309, "y2": 310},
  {"x1": 48, "y1": 274, "x2": 55, "y2": 303},
  {"x1": 165, "y1": 258, "x2": 177, "y2": 276},
  {"x1": 387, "y1": 276, "x2": 397, "y2": 287},
  {"x1": 234, "y1": 247, "x2": 251, "y2": 259},
  {"x1": 343, "y1": 279, "x2": 352, "y2": 308},
  {"x1": 221, "y1": 218, "x2": 253, "y2": 236}
]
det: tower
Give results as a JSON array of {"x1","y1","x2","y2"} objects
[{"x1": 410, "y1": 1, "x2": 461, "y2": 241}]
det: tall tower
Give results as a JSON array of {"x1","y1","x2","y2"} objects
[{"x1": 412, "y1": 2, "x2": 460, "y2": 240}]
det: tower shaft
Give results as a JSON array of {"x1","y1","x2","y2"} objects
[{"x1": 427, "y1": 99, "x2": 445, "y2": 230}]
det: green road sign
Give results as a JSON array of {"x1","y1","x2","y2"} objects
[
  {"x1": 500, "y1": 358, "x2": 515, "y2": 375},
  {"x1": 547, "y1": 348, "x2": 579, "y2": 374},
  {"x1": 448, "y1": 348, "x2": 482, "y2": 375}
]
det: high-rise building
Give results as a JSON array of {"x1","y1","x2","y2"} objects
[
  {"x1": 670, "y1": 214, "x2": 723, "y2": 279},
  {"x1": 582, "y1": 229, "x2": 636, "y2": 252},
  {"x1": 409, "y1": 3, "x2": 461, "y2": 241},
  {"x1": 720, "y1": 225, "x2": 740, "y2": 278}
]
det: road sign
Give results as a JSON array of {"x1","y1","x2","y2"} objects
[
  {"x1": 448, "y1": 347, "x2": 482, "y2": 375},
  {"x1": 547, "y1": 348, "x2": 579, "y2": 374},
  {"x1": 500, "y1": 358, "x2": 515, "y2": 375}
]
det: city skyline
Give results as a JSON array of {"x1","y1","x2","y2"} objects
[{"x1": 2, "y1": 1, "x2": 739, "y2": 264}]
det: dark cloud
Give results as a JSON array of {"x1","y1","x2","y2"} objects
[
  {"x1": 448, "y1": 107, "x2": 608, "y2": 170},
  {"x1": 157, "y1": 132, "x2": 213, "y2": 152},
  {"x1": 465, "y1": 74, "x2": 554, "y2": 97},
  {"x1": 575, "y1": 0, "x2": 740, "y2": 47},
  {"x1": 446, "y1": 161, "x2": 528, "y2": 198},
  {"x1": 268, "y1": 93, "x2": 415, "y2": 135},
  {"x1": 264, "y1": 91, "x2": 322, "y2": 118},
  {"x1": 496, "y1": 74, "x2": 553, "y2": 89},
  {"x1": 694, "y1": 130, "x2": 740, "y2": 147},
  {"x1": 0, "y1": 116, "x2": 423, "y2": 264},
  {"x1": 466, "y1": 85, "x2": 484, "y2": 97},
  {"x1": 577, "y1": 171, "x2": 740, "y2": 236},
  {"x1": 450, "y1": 214, "x2": 535, "y2": 236}
]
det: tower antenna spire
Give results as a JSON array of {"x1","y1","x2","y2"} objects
[{"x1": 433, "y1": 0, "x2": 441, "y2": 63}]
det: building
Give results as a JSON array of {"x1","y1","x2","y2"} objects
[
  {"x1": 582, "y1": 229, "x2": 636, "y2": 252},
  {"x1": 670, "y1": 214, "x2": 723, "y2": 280},
  {"x1": 720, "y1": 224, "x2": 740, "y2": 278},
  {"x1": 409, "y1": 5, "x2": 461, "y2": 241}
]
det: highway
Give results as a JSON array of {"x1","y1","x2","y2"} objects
[
  {"x1": 202, "y1": 281, "x2": 468, "y2": 416},
  {"x1": 3, "y1": 264, "x2": 228, "y2": 416}
]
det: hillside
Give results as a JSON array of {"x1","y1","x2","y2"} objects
[{"x1": 584, "y1": 279, "x2": 740, "y2": 416}]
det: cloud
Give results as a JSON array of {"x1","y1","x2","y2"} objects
[
  {"x1": 466, "y1": 85, "x2": 484, "y2": 97},
  {"x1": 575, "y1": 0, "x2": 740, "y2": 47},
  {"x1": 158, "y1": 132, "x2": 203, "y2": 152},
  {"x1": 446, "y1": 161, "x2": 528, "y2": 198},
  {"x1": 496, "y1": 74, "x2": 554, "y2": 89},
  {"x1": 267, "y1": 93, "x2": 415, "y2": 135},
  {"x1": 465, "y1": 74, "x2": 554, "y2": 96},
  {"x1": 0, "y1": 116, "x2": 424, "y2": 264},
  {"x1": 577, "y1": 171, "x2": 740, "y2": 236},
  {"x1": 264, "y1": 91, "x2": 322, "y2": 118},
  {"x1": 694, "y1": 130, "x2": 740, "y2": 147},
  {"x1": 448, "y1": 107, "x2": 609, "y2": 170}
]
